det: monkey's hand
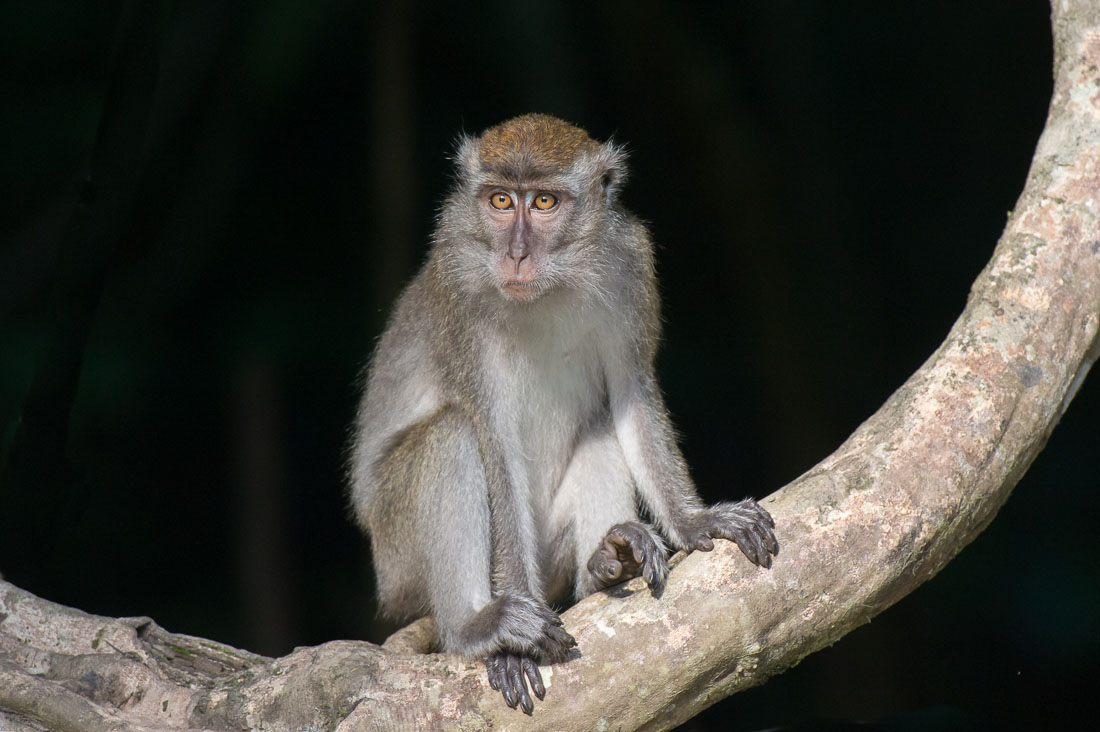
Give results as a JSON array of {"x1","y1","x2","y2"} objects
[
  {"x1": 587, "y1": 521, "x2": 669, "y2": 594},
  {"x1": 680, "y1": 499, "x2": 779, "y2": 568}
]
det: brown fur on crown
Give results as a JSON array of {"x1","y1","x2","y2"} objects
[{"x1": 477, "y1": 114, "x2": 599, "y2": 174}]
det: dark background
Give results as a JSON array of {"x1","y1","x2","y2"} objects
[{"x1": 2, "y1": 1, "x2": 1096, "y2": 730}]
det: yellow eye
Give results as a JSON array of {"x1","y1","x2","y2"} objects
[
  {"x1": 532, "y1": 192, "x2": 558, "y2": 211},
  {"x1": 489, "y1": 192, "x2": 514, "y2": 210}
]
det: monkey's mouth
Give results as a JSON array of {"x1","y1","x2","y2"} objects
[{"x1": 501, "y1": 280, "x2": 541, "y2": 302}]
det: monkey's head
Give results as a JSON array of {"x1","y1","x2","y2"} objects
[{"x1": 441, "y1": 114, "x2": 628, "y2": 304}]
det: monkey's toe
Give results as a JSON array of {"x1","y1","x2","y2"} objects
[{"x1": 486, "y1": 652, "x2": 544, "y2": 714}]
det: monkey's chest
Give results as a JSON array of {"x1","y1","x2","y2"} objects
[{"x1": 487, "y1": 332, "x2": 606, "y2": 496}]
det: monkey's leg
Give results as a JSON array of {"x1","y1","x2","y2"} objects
[
  {"x1": 388, "y1": 409, "x2": 573, "y2": 714},
  {"x1": 370, "y1": 408, "x2": 494, "y2": 647},
  {"x1": 385, "y1": 409, "x2": 571, "y2": 659}
]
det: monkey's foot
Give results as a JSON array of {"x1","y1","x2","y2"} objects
[
  {"x1": 459, "y1": 595, "x2": 574, "y2": 712},
  {"x1": 587, "y1": 521, "x2": 669, "y2": 593},
  {"x1": 458, "y1": 593, "x2": 576, "y2": 667},
  {"x1": 486, "y1": 652, "x2": 545, "y2": 715},
  {"x1": 491, "y1": 594, "x2": 576, "y2": 661},
  {"x1": 682, "y1": 499, "x2": 779, "y2": 568}
]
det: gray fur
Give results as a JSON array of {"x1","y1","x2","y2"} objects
[{"x1": 348, "y1": 115, "x2": 777, "y2": 710}]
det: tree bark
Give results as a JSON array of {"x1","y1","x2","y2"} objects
[{"x1": 3, "y1": 2, "x2": 1099, "y2": 730}]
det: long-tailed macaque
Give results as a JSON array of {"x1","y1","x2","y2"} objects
[{"x1": 349, "y1": 114, "x2": 779, "y2": 713}]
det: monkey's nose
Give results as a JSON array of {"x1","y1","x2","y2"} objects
[{"x1": 508, "y1": 252, "x2": 529, "y2": 275}]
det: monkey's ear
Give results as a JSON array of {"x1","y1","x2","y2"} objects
[
  {"x1": 452, "y1": 133, "x2": 481, "y2": 183},
  {"x1": 595, "y1": 141, "x2": 628, "y2": 206}
]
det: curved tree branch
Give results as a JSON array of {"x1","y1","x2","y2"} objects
[{"x1": 2, "y1": 2, "x2": 1098, "y2": 730}]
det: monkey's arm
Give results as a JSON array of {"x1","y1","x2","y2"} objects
[{"x1": 609, "y1": 370, "x2": 779, "y2": 568}]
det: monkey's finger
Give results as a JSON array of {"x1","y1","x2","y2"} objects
[
  {"x1": 714, "y1": 522, "x2": 765, "y2": 565},
  {"x1": 646, "y1": 575, "x2": 665, "y2": 594},
  {"x1": 501, "y1": 655, "x2": 521, "y2": 710},
  {"x1": 599, "y1": 541, "x2": 621, "y2": 563},
  {"x1": 505, "y1": 655, "x2": 534, "y2": 715},
  {"x1": 753, "y1": 538, "x2": 773, "y2": 568},
  {"x1": 644, "y1": 559, "x2": 667, "y2": 594},
  {"x1": 735, "y1": 529, "x2": 770, "y2": 568},
  {"x1": 607, "y1": 530, "x2": 631, "y2": 548},
  {"x1": 486, "y1": 655, "x2": 504, "y2": 691},
  {"x1": 499, "y1": 677, "x2": 518, "y2": 709},
  {"x1": 742, "y1": 500, "x2": 773, "y2": 528},
  {"x1": 743, "y1": 530, "x2": 770, "y2": 563},
  {"x1": 758, "y1": 503, "x2": 776, "y2": 529},
  {"x1": 759, "y1": 523, "x2": 780, "y2": 555},
  {"x1": 599, "y1": 558, "x2": 624, "y2": 583},
  {"x1": 535, "y1": 627, "x2": 574, "y2": 663},
  {"x1": 544, "y1": 624, "x2": 577, "y2": 652},
  {"x1": 751, "y1": 519, "x2": 779, "y2": 555},
  {"x1": 694, "y1": 535, "x2": 715, "y2": 552},
  {"x1": 550, "y1": 624, "x2": 576, "y2": 645},
  {"x1": 522, "y1": 657, "x2": 545, "y2": 700}
]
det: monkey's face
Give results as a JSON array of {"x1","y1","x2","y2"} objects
[
  {"x1": 442, "y1": 115, "x2": 628, "y2": 305},
  {"x1": 480, "y1": 185, "x2": 570, "y2": 303}
]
